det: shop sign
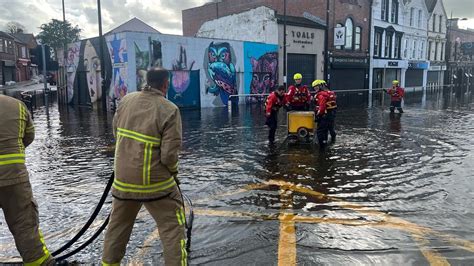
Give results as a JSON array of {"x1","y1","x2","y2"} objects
[
  {"x1": 408, "y1": 61, "x2": 429, "y2": 69},
  {"x1": 388, "y1": 61, "x2": 399, "y2": 67},
  {"x1": 331, "y1": 57, "x2": 368, "y2": 67},
  {"x1": 334, "y1": 27, "x2": 345, "y2": 46}
]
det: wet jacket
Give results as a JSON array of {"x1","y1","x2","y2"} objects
[
  {"x1": 386, "y1": 86, "x2": 405, "y2": 102},
  {"x1": 112, "y1": 88, "x2": 182, "y2": 201},
  {"x1": 265, "y1": 91, "x2": 285, "y2": 115},
  {"x1": 0, "y1": 95, "x2": 35, "y2": 187},
  {"x1": 315, "y1": 90, "x2": 337, "y2": 116},
  {"x1": 286, "y1": 84, "x2": 311, "y2": 107}
]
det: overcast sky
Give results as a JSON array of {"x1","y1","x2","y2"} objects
[{"x1": 0, "y1": 0, "x2": 473, "y2": 38}]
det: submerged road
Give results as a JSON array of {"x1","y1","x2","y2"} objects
[{"x1": 0, "y1": 89, "x2": 473, "y2": 265}]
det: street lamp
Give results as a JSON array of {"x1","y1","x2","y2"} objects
[{"x1": 97, "y1": 0, "x2": 107, "y2": 112}]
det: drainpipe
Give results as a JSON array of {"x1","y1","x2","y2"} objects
[
  {"x1": 324, "y1": 0, "x2": 330, "y2": 82},
  {"x1": 283, "y1": 0, "x2": 287, "y2": 89}
]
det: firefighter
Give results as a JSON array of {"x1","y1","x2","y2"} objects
[
  {"x1": 285, "y1": 73, "x2": 311, "y2": 111},
  {"x1": 102, "y1": 68, "x2": 187, "y2": 266},
  {"x1": 265, "y1": 85, "x2": 286, "y2": 144},
  {"x1": 313, "y1": 80, "x2": 338, "y2": 147},
  {"x1": 0, "y1": 95, "x2": 55, "y2": 265},
  {"x1": 384, "y1": 80, "x2": 405, "y2": 113}
]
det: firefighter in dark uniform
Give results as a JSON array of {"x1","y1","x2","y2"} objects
[
  {"x1": 313, "y1": 80, "x2": 337, "y2": 148},
  {"x1": 265, "y1": 85, "x2": 286, "y2": 144},
  {"x1": 285, "y1": 73, "x2": 311, "y2": 111}
]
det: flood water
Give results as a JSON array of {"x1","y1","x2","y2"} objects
[{"x1": 1, "y1": 88, "x2": 473, "y2": 265}]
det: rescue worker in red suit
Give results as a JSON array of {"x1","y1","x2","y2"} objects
[
  {"x1": 285, "y1": 73, "x2": 311, "y2": 111},
  {"x1": 384, "y1": 80, "x2": 405, "y2": 113},
  {"x1": 313, "y1": 80, "x2": 337, "y2": 148},
  {"x1": 265, "y1": 85, "x2": 286, "y2": 144}
]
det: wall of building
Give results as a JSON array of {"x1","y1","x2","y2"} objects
[
  {"x1": 183, "y1": 0, "x2": 327, "y2": 37},
  {"x1": 197, "y1": 6, "x2": 279, "y2": 44},
  {"x1": 62, "y1": 32, "x2": 279, "y2": 109}
]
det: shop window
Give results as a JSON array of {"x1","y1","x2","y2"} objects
[
  {"x1": 374, "y1": 31, "x2": 382, "y2": 57},
  {"x1": 345, "y1": 18, "x2": 353, "y2": 50},
  {"x1": 391, "y1": 0, "x2": 399, "y2": 23},
  {"x1": 355, "y1": 27, "x2": 361, "y2": 50}
]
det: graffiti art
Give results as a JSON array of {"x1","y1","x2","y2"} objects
[
  {"x1": 205, "y1": 42, "x2": 237, "y2": 105},
  {"x1": 109, "y1": 34, "x2": 128, "y2": 101},
  {"x1": 250, "y1": 52, "x2": 278, "y2": 95},
  {"x1": 135, "y1": 42, "x2": 149, "y2": 91},
  {"x1": 172, "y1": 45, "x2": 195, "y2": 99}
]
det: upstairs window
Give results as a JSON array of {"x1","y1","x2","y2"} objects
[
  {"x1": 428, "y1": 41, "x2": 433, "y2": 60},
  {"x1": 441, "y1": 42, "x2": 445, "y2": 61},
  {"x1": 374, "y1": 31, "x2": 382, "y2": 57},
  {"x1": 335, "y1": 23, "x2": 343, "y2": 50},
  {"x1": 419, "y1": 41, "x2": 424, "y2": 59},
  {"x1": 391, "y1": 0, "x2": 399, "y2": 23},
  {"x1": 0, "y1": 39, "x2": 3, "y2": 53},
  {"x1": 381, "y1": 0, "x2": 389, "y2": 21},
  {"x1": 355, "y1": 27, "x2": 361, "y2": 50},
  {"x1": 410, "y1": 8, "x2": 415, "y2": 26},
  {"x1": 394, "y1": 35, "x2": 401, "y2": 58},
  {"x1": 433, "y1": 14, "x2": 436, "y2": 32},
  {"x1": 345, "y1": 18, "x2": 353, "y2": 50},
  {"x1": 418, "y1": 10, "x2": 422, "y2": 28},
  {"x1": 412, "y1": 40, "x2": 417, "y2": 59},
  {"x1": 439, "y1": 15, "x2": 443, "y2": 32},
  {"x1": 385, "y1": 32, "x2": 393, "y2": 58}
]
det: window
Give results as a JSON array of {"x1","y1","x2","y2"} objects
[
  {"x1": 381, "y1": 0, "x2": 388, "y2": 21},
  {"x1": 412, "y1": 40, "x2": 416, "y2": 59},
  {"x1": 433, "y1": 14, "x2": 436, "y2": 32},
  {"x1": 428, "y1": 41, "x2": 433, "y2": 60},
  {"x1": 345, "y1": 18, "x2": 353, "y2": 50},
  {"x1": 394, "y1": 35, "x2": 401, "y2": 58},
  {"x1": 419, "y1": 41, "x2": 424, "y2": 59},
  {"x1": 434, "y1": 42, "x2": 439, "y2": 60},
  {"x1": 404, "y1": 39, "x2": 408, "y2": 58},
  {"x1": 21, "y1": 46, "x2": 26, "y2": 58},
  {"x1": 439, "y1": 15, "x2": 443, "y2": 32},
  {"x1": 391, "y1": 0, "x2": 399, "y2": 23},
  {"x1": 410, "y1": 8, "x2": 415, "y2": 26},
  {"x1": 441, "y1": 42, "x2": 445, "y2": 61},
  {"x1": 355, "y1": 27, "x2": 361, "y2": 50},
  {"x1": 385, "y1": 32, "x2": 393, "y2": 58},
  {"x1": 0, "y1": 39, "x2": 3, "y2": 53},
  {"x1": 7, "y1": 40, "x2": 13, "y2": 54},
  {"x1": 374, "y1": 31, "x2": 382, "y2": 57},
  {"x1": 418, "y1": 10, "x2": 422, "y2": 28},
  {"x1": 335, "y1": 23, "x2": 343, "y2": 50}
]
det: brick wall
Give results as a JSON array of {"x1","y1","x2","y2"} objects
[{"x1": 183, "y1": 0, "x2": 326, "y2": 36}]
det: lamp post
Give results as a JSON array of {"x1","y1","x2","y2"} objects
[
  {"x1": 283, "y1": 0, "x2": 287, "y2": 89},
  {"x1": 97, "y1": 0, "x2": 107, "y2": 112},
  {"x1": 62, "y1": 0, "x2": 67, "y2": 105}
]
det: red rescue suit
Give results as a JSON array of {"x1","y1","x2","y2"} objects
[
  {"x1": 386, "y1": 86, "x2": 405, "y2": 102},
  {"x1": 314, "y1": 90, "x2": 337, "y2": 147},
  {"x1": 314, "y1": 90, "x2": 337, "y2": 115},
  {"x1": 265, "y1": 91, "x2": 285, "y2": 143},
  {"x1": 286, "y1": 84, "x2": 311, "y2": 109}
]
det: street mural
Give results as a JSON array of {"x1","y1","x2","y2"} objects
[
  {"x1": 243, "y1": 42, "x2": 279, "y2": 101},
  {"x1": 135, "y1": 42, "x2": 149, "y2": 91},
  {"x1": 107, "y1": 34, "x2": 128, "y2": 101},
  {"x1": 65, "y1": 43, "x2": 80, "y2": 103},
  {"x1": 168, "y1": 45, "x2": 200, "y2": 108},
  {"x1": 205, "y1": 42, "x2": 237, "y2": 106}
]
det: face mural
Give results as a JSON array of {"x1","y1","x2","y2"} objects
[
  {"x1": 250, "y1": 52, "x2": 278, "y2": 95},
  {"x1": 66, "y1": 43, "x2": 80, "y2": 103},
  {"x1": 205, "y1": 42, "x2": 237, "y2": 105},
  {"x1": 84, "y1": 40, "x2": 102, "y2": 103},
  {"x1": 135, "y1": 42, "x2": 149, "y2": 91}
]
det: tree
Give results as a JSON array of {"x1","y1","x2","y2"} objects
[
  {"x1": 6, "y1": 21, "x2": 26, "y2": 34},
  {"x1": 37, "y1": 19, "x2": 81, "y2": 59}
]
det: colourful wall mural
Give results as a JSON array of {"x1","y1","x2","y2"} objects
[
  {"x1": 62, "y1": 32, "x2": 277, "y2": 109},
  {"x1": 243, "y1": 42, "x2": 279, "y2": 97}
]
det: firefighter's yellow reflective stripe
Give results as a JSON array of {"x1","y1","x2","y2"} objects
[
  {"x1": 0, "y1": 154, "x2": 25, "y2": 165},
  {"x1": 143, "y1": 143, "x2": 150, "y2": 185},
  {"x1": 24, "y1": 230, "x2": 50, "y2": 266},
  {"x1": 169, "y1": 161, "x2": 179, "y2": 172},
  {"x1": 176, "y1": 207, "x2": 185, "y2": 226},
  {"x1": 180, "y1": 239, "x2": 188, "y2": 266},
  {"x1": 117, "y1": 131, "x2": 161, "y2": 145},
  {"x1": 147, "y1": 144, "x2": 153, "y2": 185},
  {"x1": 102, "y1": 262, "x2": 120, "y2": 266},
  {"x1": 18, "y1": 102, "x2": 26, "y2": 154},
  {"x1": 117, "y1": 128, "x2": 161, "y2": 144},
  {"x1": 113, "y1": 176, "x2": 176, "y2": 193}
]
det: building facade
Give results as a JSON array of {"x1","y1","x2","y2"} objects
[
  {"x1": 369, "y1": 0, "x2": 430, "y2": 102},
  {"x1": 0, "y1": 31, "x2": 16, "y2": 85},
  {"x1": 182, "y1": 0, "x2": 327, "y2": 37},
  {"x1": 425, "y1": 0, "x2": 447, "y2": 87},
  {"x1": 446, "y1": 18, "x2": 474, "y2": 91},
  {"x1": 12, "y1": 37, "x2": 31, "y2": 82},
  {"x1": 196, "y1": 6, "x2": 326, "y2": 88},
  {"x1": 327, "y1": 0, "x2": 372, "y2": 94}
]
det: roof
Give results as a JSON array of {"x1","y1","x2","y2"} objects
[
  {"x1": 105, "y1": 17, "x2": 160, "y2": 35},
  {"x1": 275, "y1": 14, "x2": 326, "y2": 29},
  {"x1": 425, "y1": 0, "x2": 437, "y2": 13},
  {"x1": 11, "y1": 33, "x2": 35, "y2": 44},
  {"x1": 0, "y1": 31, "x2": 15, "y2": 40}
]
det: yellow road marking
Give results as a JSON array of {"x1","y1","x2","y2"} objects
[
  {"x1": 130, "y1": 228, "x2": 160, "y2": 262},
  {"x1": 278, "y1": 189, "x2": 296, "y2": 266},
  {"x1": 412, "y1": 233, "x2": 451, "y2": 266},
  {"x1": 193, "y1": 183, "x2": 271, "y2": 204}
]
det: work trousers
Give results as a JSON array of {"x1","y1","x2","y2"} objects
[
  {"x1": 390, "y1": 100, "x2": 403, "y2": 113},
  {"x1": 266, "y1": 111, "x2": 278, "y2": 143},
  {"x1": 0, "y1": 182, "x2": 54, "y2": 265},
  {"x1": 102, "y1": 188, "x2": 187, "y2": 266},
  {"x1": 316, "y1": 110, "x2": 337, "y2": 147}
]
